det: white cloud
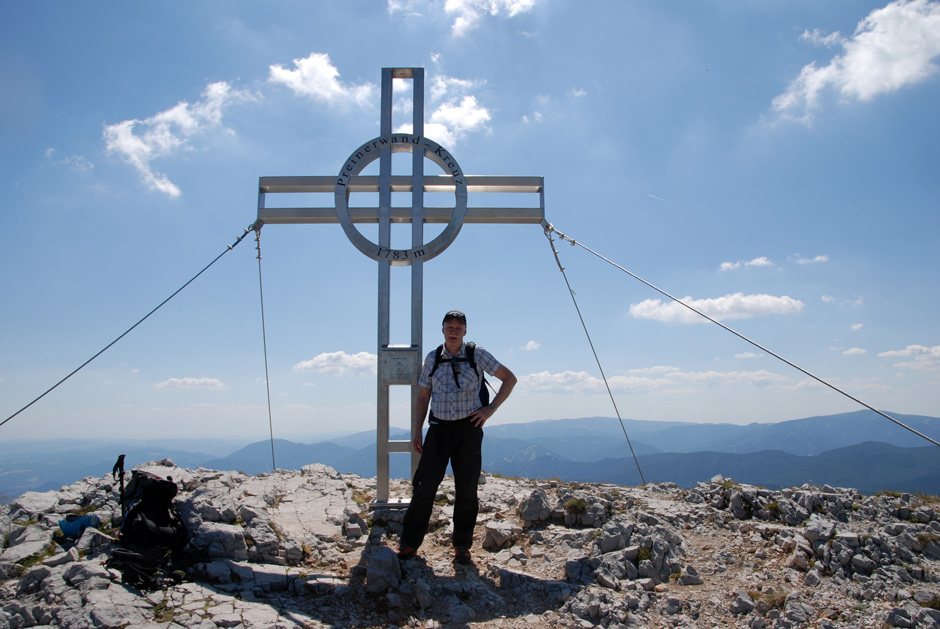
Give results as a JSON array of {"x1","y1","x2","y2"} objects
[
  {"x1": 720, "y1": 256, "x2": 774, "y2": 271},
  {"x1": 441, "y1": 0, "x2": 538, "y2": 37},
  {"x1": 800, "y1": 28, "x2": 845, "y2": 48},
  {"x1": 522, "y1": 111, "x2": 544, "y2": 124},
  {"x1": 822, "y1": 294, "x2": 864, "y2": 307},
  {"x1": 628, "y1": 365, "x2": 680, "y2": 375},
  {"x1": 671, "y1": 369, "x2": 788, "y2": 386},
  {"x1": 271, "y1": 58, "x2": 490, "y2": 151},
  {"x1": 522, "y1": 340, "x2": 541, "y2": 351},
  {"x1": 268, "y1": 52, "x2": 375, "y2": 106},
  {"x1": 429, "y1": 74, "x2": 477, "y2": 101},
  {"x1": 792, "y1": 254, "x2": 830, "y2": 265},
  {"x1": 45, "y1": 148, "x2": 94, "y2": 172},
  {"x1": 851, "y1": 323, "x2": 864, "y2": 331},
  {"x1": 629, "y1": 293, "x2": 805, "y2": 324},
  {"x1": 772, "y1": 0, "x2": 940, "y2": 125},
  {"x1": 519, "y1": 370, "x2": 671, "y2": 393},
  {"x1": 154, "y1": 377, "x2": 227, "y2": 390},
  {"x1": 878, "y1": 344, "x2": 940, "y2": 370},
  {"x1": 843, "y1": 347, "x2": 868, "y2": 356},
  {"x1": 519, "y1": 367, "x2": 788, "y2": 393},
  {"x1": 293, "y1": 351, "x2": 377, "y2": 375},
  {"x1": 396, "y1": 74, "x2": 492, "y2": 147},
  {"x1": 427, "y1": 95, "x2": 492, "y2": 146},
  {"x1": 748, "y1": 256, "x2": 774, "y2": 267},
  {"x1": 387, "y1": 0, "x2": 423, "y2": 17},
  {"x1": 103, "y1": 81, "x2": 255, "y2": 198},
  {"x1": 520, "y1": 370, "x2": 595, "y2": 391},
  {"x1": 735, "y1": 352, "x2": 759, "y2": 359}
]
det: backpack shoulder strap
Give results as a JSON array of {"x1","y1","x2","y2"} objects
[
  {"x1": 465, "y1": 342, "x2": 477, "y2": 371},
  {"x1": 429, "y1": 344, "x2": 445, "y2": 376},
  {"x1": 431, "y1": 343, "x2": 479, "y2": 374},
  {"x1": 464, "y1": 342, "x2": 491, "y2": 406}
]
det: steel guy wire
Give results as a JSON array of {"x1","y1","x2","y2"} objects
[
  {"x1": 255, "y1": 226, "x2": 278, "y2": 472},
  {"x1": 541, "y1": 220, "x2": 940, "y2": 449},
  {"x1": 544, "y1": 225, "x2": 647, "y2": 485},
  {"x1": 1, "y1": 221, "x2": 262, "y2": 430}
]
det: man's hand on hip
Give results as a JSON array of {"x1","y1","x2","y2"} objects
[{"x1": 470, "y1": 405, "x2": 496, "y2": 427}]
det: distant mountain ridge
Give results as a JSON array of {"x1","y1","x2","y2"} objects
[
  {"x1": 198, "y1": 409, "x2": 940, "y2": 494},
  {"x1": 484, "y1": 410, "x2": 940, "y2": 455},
  {"x1": 0, "y1": 441, "x2": 224, "y2": 500},
  {"x1": 492, "y1": 441, "x2": 940, "y2": 495},
  {"x1": 2, "y1": 410, "x2": 938, "y2": 501}
]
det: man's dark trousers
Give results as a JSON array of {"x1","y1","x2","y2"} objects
[{"x1": 401, "y1": 417, "x2": 483, "y2": 550}]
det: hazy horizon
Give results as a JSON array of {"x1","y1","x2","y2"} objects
[{"x1": 3, "y1": 408, "x2": 935, "y2": 446}]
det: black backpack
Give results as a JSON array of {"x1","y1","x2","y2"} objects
[
  {"x1": 107, "y1": 546, "x2": 184, "y2": 590},
  {"x1": 429, "y1": 342, "x2": 492, "y2": 406},
  {"x1": 108, "y1": 456, "x2": 191, "y2": 588},
  {"x1": 118, "y1": 469, "x2": 189, "y2": 552}
]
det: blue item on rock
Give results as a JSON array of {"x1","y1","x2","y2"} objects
[{"x1": 58, "y1": 514, "x2": 100, "y2": 538}]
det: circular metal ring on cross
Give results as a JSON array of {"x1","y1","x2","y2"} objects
[{"x1": 334, "y1": 134, "x2": 468, "y2": 265}]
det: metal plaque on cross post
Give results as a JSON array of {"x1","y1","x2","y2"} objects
[{"x1": 256, "y1": 67, "x2": 544, "y2": 506}]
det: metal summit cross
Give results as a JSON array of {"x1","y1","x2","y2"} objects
[{"x1": 256, "y1": 67, "x2": 543, "y2": 506}]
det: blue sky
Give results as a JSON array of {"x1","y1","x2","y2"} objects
[{"x1": 1, "y1": 0, "x2": 938, "y2": 442}]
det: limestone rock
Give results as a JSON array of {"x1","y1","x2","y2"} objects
[
  {"x1": 518, "y1": 488, "x2": 552, "y2": 523},
  {"x1": 483, "y1": 519, "x2": 521, "y2": 549},
  {"x1": 365, "y1": 546, "x2": 401, "y2": 593},
  {"x1": 731, "y1": 590, "x2": 755, "y2": 615},
  {"x1": 1, "y1": 463, "x2": 940, "y2": 628}
]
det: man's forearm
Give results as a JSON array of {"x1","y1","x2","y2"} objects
[
  {"x1": 489, "y1": 369, "x2": 517, "y2": 410},
  {"x1": 414, "y1": 388, "x2": 431, "y2": 432}
]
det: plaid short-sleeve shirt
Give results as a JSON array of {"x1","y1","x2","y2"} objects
[{"x1": 418, "y1": 343, "x2": 501, "y2": 421}]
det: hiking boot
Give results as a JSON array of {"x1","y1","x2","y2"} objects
[
  {"x1": 395, "y1": 544, "x2": 417, "y2": 560},
  {"x1": 454, "y1": 546, "x2": 472, "y2": 564}
]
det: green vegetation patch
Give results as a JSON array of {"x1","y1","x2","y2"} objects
[
  {"x1": 16, "y1": 542, "x2": 58, "y2": 569},
  {"x1": 921, "y1": 595, "x2": 940, "y2": 611},
  {"x1": 564, "y1": 498, "x2": 588, "y2": 515}
]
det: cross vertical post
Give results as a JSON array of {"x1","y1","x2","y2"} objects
[
  {"x1": 256, "y1": 67, "x2": 544, "y2": 506},
  {"x1": 374, "y1": 68, "x2": 426, "y2": 506}
]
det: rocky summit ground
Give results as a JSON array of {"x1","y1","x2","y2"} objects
[{"x1": 2, "y1": 460, "x2": 940, "y2": 629}]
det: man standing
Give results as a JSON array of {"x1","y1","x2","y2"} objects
[{"x1": 397, "y1": 310, "x2": 517, "y2": 564}]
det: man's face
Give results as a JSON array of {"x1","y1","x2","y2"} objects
[{"x1": 442, "y1": 319, "x2": 467, "y2": 346}]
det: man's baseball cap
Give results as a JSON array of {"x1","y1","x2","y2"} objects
[{"x1": 442, "y1": 310, "x2": 467, "y2": 325}]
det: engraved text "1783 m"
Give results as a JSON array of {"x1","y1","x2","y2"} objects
[{"x1": 377, "y1": 247, "x2": 426, "y2": 260}]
